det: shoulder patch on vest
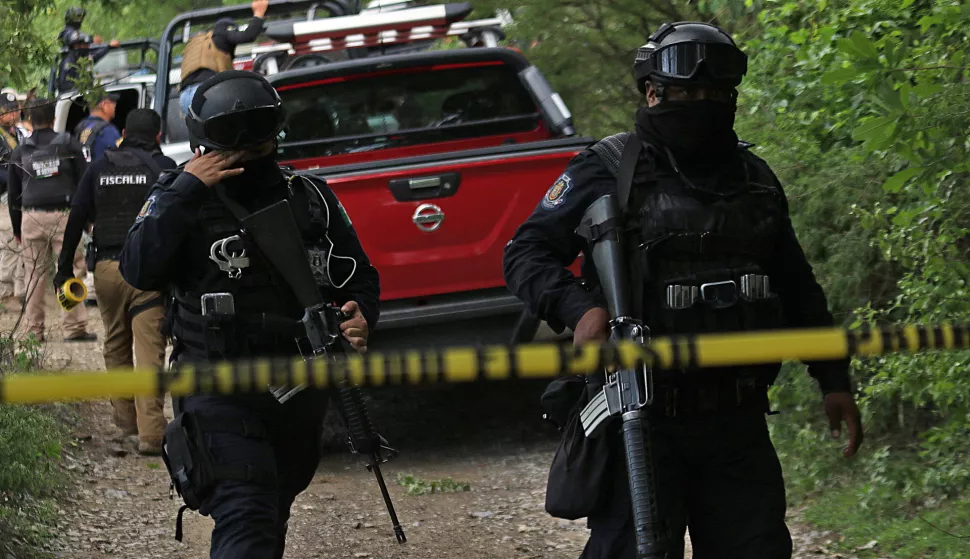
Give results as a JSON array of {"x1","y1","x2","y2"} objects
[
  {"x1": 135, "y1": 194, "x2": 157, "y2": 223},
  {"x1": 540, "y1": 172, "x2": 573, "y2": 211}
]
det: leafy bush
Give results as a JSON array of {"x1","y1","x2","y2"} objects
[{"x1": 0, "y1": 333, "x2": 67, "y2": 558}]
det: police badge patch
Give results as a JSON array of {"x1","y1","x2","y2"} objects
[
  {"x1": 540, "y1": 173, "x2": 573, "y2": 211},
  {"x1": 307, "y1": 248, "x2": 331, "y2": 287},
  {"x1": 135, "y1": 195, "x2": 157, "y2": 223}
]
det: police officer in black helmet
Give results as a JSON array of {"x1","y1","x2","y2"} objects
[
  {"x1": 119, "y1": 71, "x2": 380, "y2": 558},
  {"x1": 56, "y1": 7, "x2": 120, "y2": 94},
  {"x1": 504, "y1": 22, "x2": 863, "y2": 558}
]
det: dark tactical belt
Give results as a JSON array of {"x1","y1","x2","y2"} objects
[
  {"x1": 666, "y1": 273, "x2": 771, "y2": 310},
  {"x1": 653, "y1": 376, "x2": 771, "y2": 417}
]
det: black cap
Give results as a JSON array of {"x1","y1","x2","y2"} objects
[
  {"x1": 124, "y1": 109, "x2": 162, "y2": 143},
  {"x1": 90, "y1": 91, "x2": 121, "y2": 106},
  {"x1": 1, "y1": 92, "x2": 18, "y2": 111}
]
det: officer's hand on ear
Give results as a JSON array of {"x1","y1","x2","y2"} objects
[
  {"x1": 824, "y1": 392, "x2": 864, "y2": 458},
  {"x1": 340, "y1": 301, "x2": 369, "y2": 354},
  {"x1": 573, "y1": 307, "x2": 610, "y2": 347},
  {"x1": 184, "y1": 149, "x2": 245, "y2": 187}
]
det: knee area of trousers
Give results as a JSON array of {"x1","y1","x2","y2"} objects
[{"x1": 202, "y1": 480, "x2": 281, "y2": 522}]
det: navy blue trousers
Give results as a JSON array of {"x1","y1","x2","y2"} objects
[
  {"x1": 580, "y1": 413, "x2": 793, "y2": 559},
  {"x1": 181, "y1": 389, "x2": 328, "y2": 559}
]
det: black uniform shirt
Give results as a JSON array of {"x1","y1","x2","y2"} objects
[
  {"x1": 503, "y1": 146, "x2": 853, "y2": 394},
  {"x1": 119, "y1": 157, "x2": 381, "y2": 330},
  {"x1": 56, "y1": 144, "x2": 175, "y2": 277},
  {"x1": 6, "y1": 128, "x2": 87, "y2": 239}
]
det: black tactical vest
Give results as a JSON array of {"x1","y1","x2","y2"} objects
[
  {"x1": 19, "y1": 133, "x2": 78, "y2": 207},
  {"x1": 170, "y1": 174, "x2": 334, "y2": 360},
  {"x1": 94, "y1": 149, "x2": 161, "y2": 257},
  {"x1": 589, "y1": 134, "x2": 788, "y2": 381}
]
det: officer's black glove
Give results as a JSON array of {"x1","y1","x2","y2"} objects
[{"x1": 53, "y1": 270, "x2": 74, "y2": 292}]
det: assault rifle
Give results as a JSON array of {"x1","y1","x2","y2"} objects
[
  {"x1": 575, "y1": 194, "x2": 666, "y2": 558},
  {"x1": 221, "y1": 188, "x2": 407, "y2": 544}
]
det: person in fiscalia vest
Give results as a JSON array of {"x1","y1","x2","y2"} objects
[
  {"x1": 55, "y1": 109, "x2": 176, "y2": 455},
  {"x1": 504, "y1": 22, "x2": 864, "y2": 559},
  {"x1": 177, "y1": 0, "x2": 269, "y2": 119},
  {"x1": 6, "y1": 99, "x2": 95, "y2": 342}
]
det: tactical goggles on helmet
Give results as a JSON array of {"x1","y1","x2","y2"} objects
[
  {"x1": 186, "y1": 105, "x2": 283, "y2": 151},
  {"x1": 640, "y1": 41, "x2": 747, "y2": 85}
]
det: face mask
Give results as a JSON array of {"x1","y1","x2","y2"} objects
[{"x1": 636, "y1": 100, "x2": 739, "y2": 163}]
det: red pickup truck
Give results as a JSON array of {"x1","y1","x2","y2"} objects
[{"x1": 154, "y1": 1, "x2": 589, "y2": 348}]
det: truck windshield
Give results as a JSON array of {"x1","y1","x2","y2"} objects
[{"x1": 276, "y1": 63, "x2": 539, "y2": 159}]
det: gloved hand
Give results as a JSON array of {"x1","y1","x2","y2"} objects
[{"x1": 53, "y1": 270, "x2": 74, "y2": 292}]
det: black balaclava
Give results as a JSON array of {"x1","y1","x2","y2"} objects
[
  {"x1": 221, "y1": 151, "x2": 286, "y2": 209},
  {"x1": 635, "y1": 97, "x2": 740, "y2": 173}
]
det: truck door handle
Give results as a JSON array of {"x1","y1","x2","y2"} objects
[{"x1": 388, "y1": 172, "x2": 461, "y2": 202}]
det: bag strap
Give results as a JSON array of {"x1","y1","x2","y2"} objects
[
  {"x1": 76, "y1": 119, "x2": 110, "y2": 148},
  {"x1": 616, "y1": 136, "x2": 643, "y2": 215}
]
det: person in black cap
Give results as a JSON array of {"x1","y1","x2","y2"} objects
[
  {"x1": 178, "y1": 0, "x2": 269, "y2": 118},
  {"x1": 56, "y1": 108, "x2": 175, "y2": 455},
  {"x1": 504, "y1": 21, "x2": 863, "y2": 558},
  {"x1": 56, "y1": 7, "x2": 120, "y2": 94},
  {"x1": 74, "y1": 91, "x2": 122, "y2": 164},
  {"x1": 119, "y1": 71, "x2": 379, "y2": 557}
]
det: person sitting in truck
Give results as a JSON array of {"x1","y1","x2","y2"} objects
[
  {"x1": 178, "y1": 0, "x2": 270, "y2": 119},
  {"x1": 56, "y1": 7, "x2": 120, "y2": 94}
]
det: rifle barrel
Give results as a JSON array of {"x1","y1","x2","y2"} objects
[{"x1": 370, "y1": 458, "x2": 407, "y2": 543}]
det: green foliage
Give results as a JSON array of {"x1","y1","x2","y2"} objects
[
  {"x1": 0, "y1": 334, "x2": 67, "y2": 558},
  {"x1": 396, "y1": 473, "x2": 471, "y2": 496},
  {"x1": 746, "y1": 0, "x2": 970, "y2": 555}
]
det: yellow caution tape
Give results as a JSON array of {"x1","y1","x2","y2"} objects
[
  {"x1": 56, "y1": 278, "x2": 88, "y2": 312},
  {"x1": 1, "y1": 324, "x2": 968, "y2": 405}
]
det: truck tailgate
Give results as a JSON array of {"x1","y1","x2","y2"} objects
[{"x1": 309, "y1": 138, "x2": 592, "y2": 301}]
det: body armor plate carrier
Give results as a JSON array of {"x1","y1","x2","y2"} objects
[
  {"x1": 19, "y1": 133, "x2": 78, "y2": 207},
  {"x1": 180, "y1": 31, "x2": 233, "y2": 84},
  {"x1": 169, "y1": 173, "x2": 331, "y2": 361},
  {"x1": 94, "y1": 149, "x2": 162, "y2": 258},
  {"x1": 589, "y1": 133, "x2": 787, "y2": 382}
]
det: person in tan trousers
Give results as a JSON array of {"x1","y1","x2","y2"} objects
[
  {"x1": 6, "y1": 99, "x2": 94, "y2": 341},
  {"x1": 56, "y1": 109, "x2": 176, "y2": 455}
]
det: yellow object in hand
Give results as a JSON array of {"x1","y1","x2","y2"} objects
[{"x1": 57, "y1": 278, "x2": 88, "y2": 311}]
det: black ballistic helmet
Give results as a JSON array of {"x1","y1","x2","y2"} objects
[
  {"x1": 65, "y1": 7, "x2": 86, "y2": 26},
  {"x1": 185, "y1": 71, "x2": 286, "y2": 152},
  {"x1": 633, "y1": 21, "x2": 747, "y2": 94}
]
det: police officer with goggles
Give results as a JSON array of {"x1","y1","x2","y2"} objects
[
  {"x1": 55, "y1": 109, "x2": 175, "y2": 456},
  {"x1": 119, "y1": 71, "x2": 379, "y2": 558},
  {"x1": 504, "y1": 22, "x2": 863, "y2": 558}
]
